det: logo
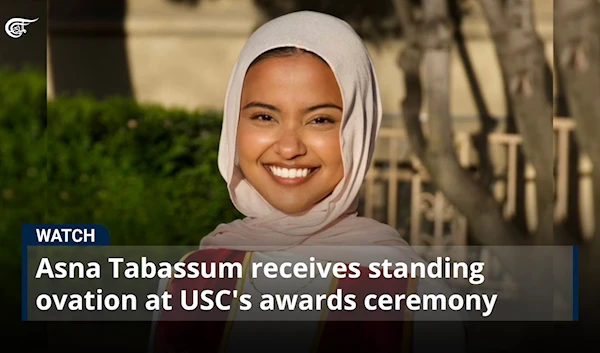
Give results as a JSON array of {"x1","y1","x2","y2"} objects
[{"x1": 5, "y1": 17, "x2": 38, "y2": 39}]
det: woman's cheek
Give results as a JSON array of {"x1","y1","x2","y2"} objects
[
  {"x1": 252, "y1": 131, "x2": 279, "y2": 146},
  {"x1": 237, "y1": 126, "x2": 276, "y2": 155},
  {"x1": 305, "y1": 130, "x2": 341, "y2": 157}
]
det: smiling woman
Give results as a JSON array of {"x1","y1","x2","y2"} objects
[
  {"x1": 152, "y1": 11, "x2": 466, "y2": 353},
  {"x1": 237, "y1": 48, "x2": 344, "y2": 215}
]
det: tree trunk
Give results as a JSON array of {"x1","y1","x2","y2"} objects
[
  {"x1": 448, "y1": 0, "x2": 498, "y2": 189},
  {"x1": 554, "y1": 0, "x2": 600, "y2": 326},
  {"x1": 394, "y1": 2, "x2": 569, "y2": 340},
  {"x1": 555, "y1": 0, "x2": 600, "y2": 241},
  {"x1": 478, "y1": 0, "x2": 554, "y2": 245},
  {"x1": 393, "y1": 0, "x2": 526, "y2": 248}
]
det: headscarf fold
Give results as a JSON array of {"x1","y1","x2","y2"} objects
[{"x1": 201, "y1": 11, "x2": 416, "y2": 260}]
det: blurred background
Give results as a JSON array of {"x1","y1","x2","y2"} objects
[
  {"x1": 2, "y1": 0, "x2": 600, "y2": 351},
  {"x1": 39, "y1": 0, "x2": 560, "y2": 244}
]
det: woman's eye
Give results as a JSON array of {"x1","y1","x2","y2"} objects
[
  {"x1": 311, "y1": 117, "x2": 335, "y2": 124},
  {"x1": 252, "y1": 114, "x2": 274, "y2": 122}
]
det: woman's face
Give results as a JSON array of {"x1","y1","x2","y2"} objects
[{"x1": 237, "y1": 53, "x2": 344, "y2": 215}]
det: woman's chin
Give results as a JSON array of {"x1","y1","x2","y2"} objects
[{"x1": 273, "y1": 203, "x2": 317, "y2": 217}]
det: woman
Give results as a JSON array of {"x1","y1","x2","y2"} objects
[{"x1": 152, "y1": 11, "x2": 466, "y2": 353}]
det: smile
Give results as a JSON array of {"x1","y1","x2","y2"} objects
[{"x1": 264, "y1": 165, "x2": 319, "y2": 185}]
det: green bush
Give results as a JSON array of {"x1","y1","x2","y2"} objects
[
  {"x1": 1, "y1": 68, "x2": 243, "y2": 342},
  {"x1": 46, "y1": 97, "x2": 242, "y2": 245},
  {"x1": 1, "y1": 69, "x2": 242, "y2": 248},
  {"x1": 0, "y1": 68, "x2": 48, "y2": 327}
]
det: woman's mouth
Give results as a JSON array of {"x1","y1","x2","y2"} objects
[{"x1": 264, "y1": 165, "x2": 319, "y2": 185}]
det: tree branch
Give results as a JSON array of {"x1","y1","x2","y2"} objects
[
  {"x1": 395, "y1": 0, "x2": 528, "y2": 246},
  {"x1": 394, "y1": 0, "x2": 568, "y2": 329},
  {"x1": 449, "y1": 0, "x2": 498, "y2": 188},
  {"x1": 555, "y1": 0, "x2": 600, "y2": 324},
  {"x1": 478, "y1": 0, "x2": 507, "y2": 37},
  {"x1": 392, "y1": 0, "x2": 417, "y2": 41},
  {"x1": 555, "y1": 0, "x2": 600, "y2": 241},
  {"x1": 479, "y1": 0, "x2": 554, "y2": 244},
  {"x1": 398, "y1": 45, "x2": 427, "y2": 161}
]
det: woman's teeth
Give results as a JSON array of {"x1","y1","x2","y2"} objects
[{"x1": 269, "y1": 166, "x2": 313, "y2": 178}]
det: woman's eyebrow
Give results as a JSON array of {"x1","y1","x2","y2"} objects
[
  {"x1": 242, "y1": 102, "x2": 342, "y2": 113},
  {"x1": 242, "y1": 102, "x2": 280, "y2": 112},
  {"x1": 303, "y1": 103, "x2": 343, "y2": 113}
]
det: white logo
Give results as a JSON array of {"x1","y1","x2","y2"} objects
[{"x1": 5, "y1": 17, "x2": 38, "y2": 39}]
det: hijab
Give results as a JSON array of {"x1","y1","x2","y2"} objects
[{"x1": 200, "y1": 11, "x2": 420, "y2": 264}]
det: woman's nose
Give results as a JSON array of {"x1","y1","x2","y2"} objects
[{"x1": 275, "y1": 127, "x2": 307, "y2": 159}]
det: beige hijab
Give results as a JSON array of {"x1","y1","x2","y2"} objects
[{"x1": 201, "y1": 11, "x2": 415, "y2": 259}]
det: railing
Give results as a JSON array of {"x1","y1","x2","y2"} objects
[
  {"x1": 553, "y1": 118, "x2": 595, "y2": 240},
  {"x1": 360, "y1": 117, "x2": 596, "y2": 245}
]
